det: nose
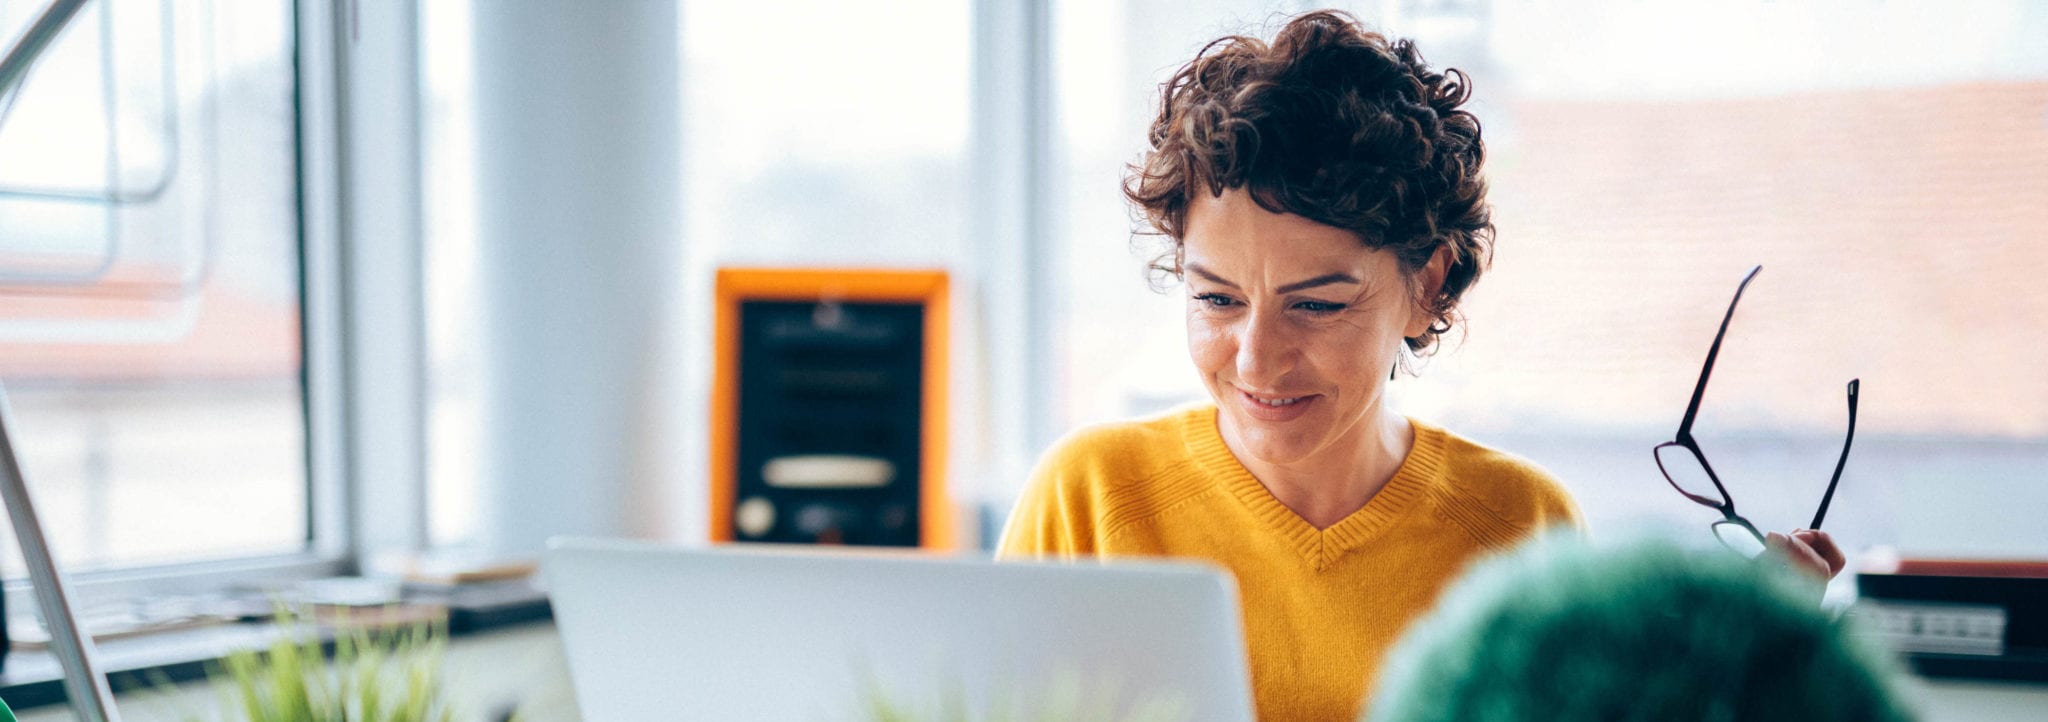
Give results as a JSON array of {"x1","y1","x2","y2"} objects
[{"x1": 1235, "y1": 310, "x2": 1296, "y2": 388}]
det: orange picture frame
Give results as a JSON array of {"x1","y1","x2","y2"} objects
[{"x1": 709, "y1": 268, "x2": 952, "y2": 549}]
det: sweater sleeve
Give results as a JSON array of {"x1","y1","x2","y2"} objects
[
  {"x1": 995, "y1": 449, "x2": 1095, "y2": 560},
  {"x1": 995, "y1": 427, "x2": 1116, "y2": 560}
]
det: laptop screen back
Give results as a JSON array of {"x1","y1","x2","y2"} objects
[{"x1": 543, "y1": 539, "x2": 1254, "y2": 722}]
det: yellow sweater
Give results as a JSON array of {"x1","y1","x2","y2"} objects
[{"x1": 997, "y1": 404, "x2": 1582, "y2": 722}]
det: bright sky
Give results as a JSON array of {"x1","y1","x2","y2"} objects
[
  {"x1": 1488, "y1": 0, "x2": 2048, "y2": 99},
  {"x1": 681, "y1": 0, "x2": 972, "y2": 173}
]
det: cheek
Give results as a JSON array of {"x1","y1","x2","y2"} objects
[
  {"x1": 1186, "y1": 314, "x2": 1233, "y2": 372},
  {"x1": 1311, "y1": 316, "x2": 1401, "y2": 377}
]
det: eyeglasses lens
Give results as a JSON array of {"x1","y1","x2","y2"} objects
[
  {"x1": 1712, "y1": 520, "x2": 1767, "y2": 558},
  {"x1": 1656, "y1": 443, "x2": 1724, "y2": 509}
]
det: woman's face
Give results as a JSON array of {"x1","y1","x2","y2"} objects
[{"x1": 1182, "y1": 189, "x2": 1436, "y2": 468}]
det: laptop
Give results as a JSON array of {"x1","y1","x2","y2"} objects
[{"x1": 543, "y1": 538, "x2": 1256, "y2": 722}]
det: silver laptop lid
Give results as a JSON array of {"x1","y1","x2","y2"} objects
[{"x1": 543, "y1": 538, "x2": 1255, "y2": 722}]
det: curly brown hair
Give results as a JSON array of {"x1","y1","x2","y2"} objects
[{"x1": 1125, "y1": 10, "x2": 1492, "y2": 357}]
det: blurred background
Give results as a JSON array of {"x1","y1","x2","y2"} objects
[{"x1": 0, "y1": 0, "x2": 2042, "y2": 634}]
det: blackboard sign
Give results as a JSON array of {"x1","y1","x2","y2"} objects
[{"x1": 711, "y1": 269, "x2": 951, "y2": 549}]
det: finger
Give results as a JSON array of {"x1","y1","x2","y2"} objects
[
  {"x1": 1766, "y1": 532, "x2": 1830, "y2": 581},
  {"x1": 1792, "y1": 529, "x2": 1847, "y2": 577}
]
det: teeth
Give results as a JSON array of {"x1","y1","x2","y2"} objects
[{"x1": 1255, "y1": 396, "x2": 1301, "y2": 407}]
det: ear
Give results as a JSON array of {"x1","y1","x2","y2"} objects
[{"x1": 1404, "y1": 245, "x2": 1454, "y2": 339}]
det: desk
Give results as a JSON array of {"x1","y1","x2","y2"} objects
[
  {"x1": 0, "y1": 581, "x2": 554, "y2": 714},
  {"x1": 6, "y1": 622, "x2": 2044, "y2": 721},
  {"x1": 9, "y1": 623, "x2": 574, "y2": 722}
]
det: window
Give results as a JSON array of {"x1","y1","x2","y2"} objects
[
  {"x1": 677, "y1": 1, "x2": 972, "y2": 265},
  {"x1": 1049, "y1": 0, "x2": 2048, "y2": 559},
  {"x1": 422, "y1": 0, "x2": 481, "y2": 549},
  {"x1": 419, "y1": 0, "x2": 975, "y2": 547},
  {"x1": 0, "y1": 0, "x2": 310, "y2": 574},
  {"x1": 679, "y1": 0, "x2": 975, "y2": 538}
]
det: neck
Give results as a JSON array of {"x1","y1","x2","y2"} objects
[{"x1": 1229, "y1": 405, "x2": 1415, "y2": 530}]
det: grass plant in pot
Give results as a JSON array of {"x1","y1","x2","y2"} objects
[{"x1": 176, "y1": 609, "x2": 458, "y2": 722}]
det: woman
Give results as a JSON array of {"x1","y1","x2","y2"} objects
[{"x1": 996, "y1": 10, "x2": 1845, "y2": 722}]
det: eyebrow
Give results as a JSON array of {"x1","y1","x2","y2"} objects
[{"x1": 1185, "y1": 264, "x2": 1362, "y2": 294}]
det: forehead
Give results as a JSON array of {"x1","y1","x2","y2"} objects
[{"x1": 1182, "y1": 189, "x2": 1395, "y2": 277}]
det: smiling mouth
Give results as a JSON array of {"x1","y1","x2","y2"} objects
[
  {"x1": 1236, "y1": 390, "x2": 1318, "y2": 421},
  {"x1": 1241, "y1": 390, "x2": 1313, "y2": 407}
]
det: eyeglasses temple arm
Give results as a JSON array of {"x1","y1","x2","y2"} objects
[
  {"x1": 1677, "y1": 266, "x2": 1762, "y2": 439},
  {"x1": 1810, "y1": 378, "x2": 1858, "y2": 530}
]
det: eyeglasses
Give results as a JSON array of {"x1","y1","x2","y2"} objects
[{"x1": 1653, "y1": 265, "x2": 1859, "y2": 557}]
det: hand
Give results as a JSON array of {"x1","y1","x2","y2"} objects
[{"x1": 1765, "y1": 528, "x2": 1847, "y2": 582}]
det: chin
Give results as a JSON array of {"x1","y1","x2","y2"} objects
[{"x1": 1225, "y1": 416, "x2": 1323, "y2": 465}]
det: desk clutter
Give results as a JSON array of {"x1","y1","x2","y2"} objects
[
  {"x1": 1, "y1": 567, "x2": 549, "y2": 669},
  {"x1": 1853, "y1": 557, "x2": 2048, "y2": 682}
]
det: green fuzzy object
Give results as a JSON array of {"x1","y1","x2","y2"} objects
[{"x1": 1365, "y1": 535, "x2": 1916, "y2": 722}]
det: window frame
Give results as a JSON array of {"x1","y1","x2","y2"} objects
[
  {"x1": 0, "y1": 0, "x2": 427, "y2": 613},
  {"x1": 968, "y1": 0, "x2": 1059, "y2": 517}
]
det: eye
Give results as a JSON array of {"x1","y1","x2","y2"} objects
[
  {"x1": 1293, "y1": 301, "x2": 1347, "y2": 314},
  {"x1": 1192, "y1": 293, "x2": 1238, "y2": 309}
]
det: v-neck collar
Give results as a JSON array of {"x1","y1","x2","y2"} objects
[{"x1": 1182, "y1": 405, "x2": 1449, "y2": 571}]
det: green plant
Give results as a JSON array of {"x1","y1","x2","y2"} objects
[{"x1": 185, "y1": 608, "x2": 458, "y2": 722}]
